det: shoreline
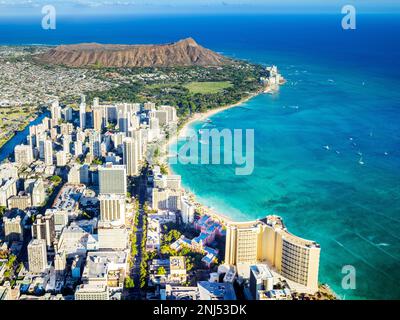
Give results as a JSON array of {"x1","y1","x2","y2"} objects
[
  {"x1": 165, "y1": 90, "x2": 262, "y2": 225},
  {"x1": 163, "y1": 89, "x2": 339, "y2": 300}
]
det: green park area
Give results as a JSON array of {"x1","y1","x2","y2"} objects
[{"x1": 184, "y1": 81, "x2": 233, "y2": 94}]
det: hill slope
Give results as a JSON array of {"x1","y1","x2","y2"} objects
[{"x1": 34, "y1": 38, "x2": 230, "y2": 68}]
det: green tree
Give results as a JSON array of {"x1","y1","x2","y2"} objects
[
  {"x1": 0, "y1": 206, "x2": 6, "y2": 218},
  {"x1": 49, "y1": 175, "x2": 62, "y2": 185},
  {"x1": 157, "y1": 266, "x2": 167, "y2": 275},
  {"x1": 124, "y1": 275, "x2": 135, "y2": 289}
]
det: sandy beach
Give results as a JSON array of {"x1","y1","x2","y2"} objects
[
  {"x1": 164, "y1": 91, "x2": 262, "y2": 225},
  {"x1": 166, "y1": 90, "x2": 261, "y2": 158}
]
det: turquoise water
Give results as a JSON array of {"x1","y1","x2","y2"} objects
[{"x1": 171, "y1": 57, "x2": 400, "y2": 300}]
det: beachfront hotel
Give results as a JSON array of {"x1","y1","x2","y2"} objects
[{"x1": 225, "y1": 215, "x2": 320, "y2": 293}]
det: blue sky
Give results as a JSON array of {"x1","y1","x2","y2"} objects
[{"x1": 0, "y1": 1, "x2": 399, "y2": 15}]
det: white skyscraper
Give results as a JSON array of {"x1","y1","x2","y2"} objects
[
  {"x1": 93, "y1": 106, "x2": 105, "y2": 132},
  {"x1": 50, "y1": 100, "x2": 61, "y2": 122},
  {"x1": 56, "y1": 151, "x2": 67, "y2": 166},
  {"x1": 180, "y1": 196, "x2": 195, "y2": 224},
  {"x1": 88, "y1": 130, "x2": 101, "y2": 158},
  {"x1": 28, "y1": 239, "x2": 48, "y2": 273},
  {"x1": 79, "y1": 96, "x2": 86, "y2": 130},
  {"x1": 98, "y1": 163, "x2": 127, "y2": 195},
  {"x1": 74, "y1": 140, "x2": 83, "y2": 157},
  {"x1": 63, "y1": 134, "x2": 71, "y2": 154},
  {"x1": 14, "y1": 144, "x2": 33, "y2": 166},
  {"x1": 123, "y1": 137, "x2": 139, "y2": 177},
  {"x1": 32, "y1": 212, "x2": 56, "y2": 248},
  {"x1": 99, "y1": 194, "x2": 126, "y2": 226},
  {"x1": 128, "y1": 129, "x2": 144, "y2": 161},
  {"x1": 44, "y1": 139, "x2": 53, "y2": 165}
]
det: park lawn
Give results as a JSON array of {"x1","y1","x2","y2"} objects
[{"x1": 184, "y1": 81, "x2": 233, "y2": 94}]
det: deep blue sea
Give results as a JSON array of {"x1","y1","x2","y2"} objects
[{"x1": 1, "y1": 13, "x2": 399, "y2": 299}]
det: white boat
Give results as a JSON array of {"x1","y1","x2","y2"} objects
[
  {"x1": 323, "y1": 145, "x2": 330, "y2": 150},
  {"x1": 359, "y1": 157, "x2": 365, "y2": 165}
]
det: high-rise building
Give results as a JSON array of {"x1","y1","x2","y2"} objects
[
  {"x1": 14, "y1": 144, "x2": 33, "y2": 166},
  {"x1": 63, "y1": 106, "x2": 73, "y2": 122},
  {"x1": 31, "y1": 179, "x2": 46, "y2": 207},
  {"x1": 97, "y1": 222, "x2": 128, "y2": 250},
  {"x1": 79, "y1": 96, "x2": 86, "y2": 130},
  {"x1": 7, "y1": 192, "x2": 32, "y2": 210},
  {"x1": 154, "y1": 174, "x2": 181, "y2": 190},
  {"x1": 249, "y1": 264, "x2": 274, "y2": 300},
  {"x1": 74, "y1": 284, "x2": 109, "y2": 300},
  {"x1": 98, "y1": 163, "x2": 127, "y2": 195},
  {"x1": 144, "y1": 102, "x2": 156, "y2": 111},
  {"x1": 44, "y1": 139, "x2": 53, "y2": 165},
  {"x1": 152, "y1": 188, "x2": 181, "y2": 211},
  {"x1": 74, "y1": 140, "x2": 83, "y2": 157},
  {"x1": 0, "y1": 178, "x2": 17, "y2": 207},
  {"x1": 46, "y1": 208, "x2": 69, "y2": 233},
  {"x1": 117, "y1": 109, "x2": 129, "y2": 133},
  {"x1": 122, "y1": 137, "x2": 139, "y2": 176},
  {"x1": 128, "y1": 129, "x2": 145, "y2": 161},
  {"x1": 63, "y1": 134, "x2": 71, "y2": 154},
  {"x1": 50, "y1": 100, "x2": 61, "y2": 122},
  {"x1": 56, "y1": 151, "x2": 67, "y2": 167},
  {"x1": 92, "y1": 106, "x2": 105, "y2": 132},
  {"x1": 88, "y1": 130, "x2": 101, "y2": 159},
  {"x1": 32, "y1": 212, "x2": 56, "y2": 248},
  {"x1": 27, "y1": 239, "x2": 48, "y2": 273},
  {"x1": 154, "y1": 109, "x2": 169, "y2": 126},
  {"x1": 99, "y1": 194, "x2": 126, "y2": 225},
  {"x1": 60, "y1": 123, "x2": 74, "y2": 136},
  {"x1": 68, "y1": 164, "x2": 81, "y2": 184},
  {"x1": 3, "y1": 214, "x2": 24, "y2": 242},
  {"x1": 160, "y1": 105, "x2": 177, "y2": 123},
  {"x1": 225, "y1": 216, "x2": 320, "y2": 293},
  {"x1": 180, "y1": 196, "x2": 194, "y2": 224},
  {"x1": 93, "y1": 97, "x2": 99, "y2": 108},
  {"x1": 54, "y1": 250, "x2": 67, "y2": 276},
  {"x1": 0, "y1": 163, "x2": 18, "y2": 180}
]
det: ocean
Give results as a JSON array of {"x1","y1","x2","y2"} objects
[{"x1": 1, "y1": 13, "x2": 400, "y2": 299}]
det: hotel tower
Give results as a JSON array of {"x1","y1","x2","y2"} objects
[{"x1": 225, "y1": 215, "x2": 320, "y2": 293}]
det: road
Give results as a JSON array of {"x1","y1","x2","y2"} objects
[{"x1": 125, "y1": 165, "x2": 148, "y2": 300}]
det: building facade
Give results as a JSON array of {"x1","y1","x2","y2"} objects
[{"x1": 225, "y1": 215, "x2": 320, "y2": 293}]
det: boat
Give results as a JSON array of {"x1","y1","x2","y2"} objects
[
  {"x1": 359, "y1": 157, "x2": 365, "y2": 165},
  {"x1": 323, "y1": 145, "x2": 330, "y2": 150}
]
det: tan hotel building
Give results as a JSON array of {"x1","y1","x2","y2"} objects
[{"x1": 225, "y1": 215, "x2": 320, "y2": 293}]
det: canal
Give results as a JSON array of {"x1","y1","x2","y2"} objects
[{"x1": 0, "y1": 111, "x2": 49, "y2": 162}]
